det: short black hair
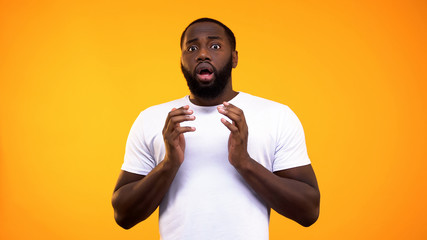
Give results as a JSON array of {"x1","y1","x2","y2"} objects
[{"x1": 180, "y1": 18, "x2": 236, "y2": 51}]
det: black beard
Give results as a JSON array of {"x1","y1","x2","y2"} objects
[{"x1": 181, "y1": 57, "x2": 233, "y2": 100}]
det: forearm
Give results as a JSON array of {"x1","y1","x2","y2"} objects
[
  {"x1": 235, "y1": 158, "x2": 320, "y2": 227},
  {"x1": 112, "y1": 160, "x2": 180, "y2": 229}
]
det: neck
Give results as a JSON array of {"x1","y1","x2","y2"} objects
[{"x1": 189, "y1": 83, "x2": 238, "y2": 106}]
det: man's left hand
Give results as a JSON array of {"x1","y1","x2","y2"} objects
[{"x1": 217, "y1": 102, "x2": 251, "y2": 169}]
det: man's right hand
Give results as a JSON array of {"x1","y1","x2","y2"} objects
[
  {"x1": 112, "y1": 106, "x2": 196, "y2": 229},
  {"x1": 162, "y1": 105, "x2": 196, "y2": 166}
]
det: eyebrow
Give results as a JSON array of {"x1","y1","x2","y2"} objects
[{"x1": 185, "y1": 36, "x2": 223, "y2": 45}]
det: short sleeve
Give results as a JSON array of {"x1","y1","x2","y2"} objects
[
  {"x1": 272, "y1": 106, "x2": 311, "y2": 172},
  {"x1": 121, "y1": 112, "x2": 156, "y2": 175}
]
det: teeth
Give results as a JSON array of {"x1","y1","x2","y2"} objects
[{"x1": 196, "y1": 63, "x2": 213, "y2": 74}]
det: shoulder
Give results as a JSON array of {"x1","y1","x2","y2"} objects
[
  {"x1": 237, "y1": 92, "x2": 303, "y2": 131},
  {"x1": 236, "y1": 92, "x2": 293, "y2": 115},
  {"x1": 140, "y1": 97, "x2": 188, "y2": 116},
  {"x1": 133, "y1": 97, "x2": 188, "y2": 128}
]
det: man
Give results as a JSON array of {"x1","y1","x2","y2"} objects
[{"x1": 112, "y1": 18, "x2": 320, "y2": 240}]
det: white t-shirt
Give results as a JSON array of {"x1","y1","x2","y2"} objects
[{"x1": 122, "y1": 92, "x2": 311, "y2": 240}]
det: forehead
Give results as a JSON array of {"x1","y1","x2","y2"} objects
[{"x1": 183, "y1": 22, "x2": 227, "y2": 43}]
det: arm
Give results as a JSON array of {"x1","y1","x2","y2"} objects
[
  {"x1": 218, "y1": 102, "x2": 320, "y2": 227},
  {"x1": 112, "y1": 106, "x2": 195, "y2": 229},
  {"x1": 234, "y1": 161, "x2": 319, "y2": 227}
]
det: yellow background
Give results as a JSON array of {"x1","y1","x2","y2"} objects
[{"x1": 1, "y1": 0, "x2": 426, "y2": 239}]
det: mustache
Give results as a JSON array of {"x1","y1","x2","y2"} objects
[{"x1": 180, "y1": 57, "x2": 233, "y2": 100}]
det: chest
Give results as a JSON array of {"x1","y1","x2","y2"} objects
[{"x1": 149, "y1": 107, "x2": 277, "y2": 171}]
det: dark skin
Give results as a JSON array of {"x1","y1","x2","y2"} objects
[{"x1": 112, "y1": 22, "x2": 320, "y2": 229}]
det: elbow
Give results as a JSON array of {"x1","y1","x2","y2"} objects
[
  {"x1": 114, "y1": 213, "x2": 136, "y2": 230},
  {"x1": 279, "y1": 201, "x2": 320, "y2": 227},
  {"x1": 112, "y1": 199, "x2": 149, "y2": 230},
  {"x1": 299, "y1": 192, "x2": 320, "y2": 227},
  {"x1": 112, "y1": 196, "x2": 138, "y2": 230},
  {"x1": 114, "y1": 211, "x2": 150, "y2": 230},
  {"x1": 112, "y1": 204, "x2": 145, "y2": 230},
  {"x1": 299, "y1": 208, "x2": 319, "y2": 227}
]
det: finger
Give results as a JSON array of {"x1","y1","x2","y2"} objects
[
  {"x1": 164, "y1": 105, "x2": 193, "y2": 129},
  {"x1": 217, "y1": 104, "x2": 245, "y2": 127},
  {"x1": 168, "y1": 105, "x2": 193, "y2": 118},
  {"x1": 220, "y1": 118, "x2": 239, "y2": 134},
  {"x1": 218, "y1": 109, "x2": 241, "y2": 124},
  {"x1": 167, "y1": 115, "x2": 196, "y2": 130},
  {"x1": 162, "y1": 105, "x2": 195, "y2": 133},
  {"x1": 170, "y1": 126, "x2": 196, "y2": 139},
  {"x1": 222, "y1": 102, "x2": 245, "y2": 117}
]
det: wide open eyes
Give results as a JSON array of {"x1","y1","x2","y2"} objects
[
  {"x1": 211, "y1": 44, "x2": 221, "y2": 50},
  {"x1": 187, "y1": 46, "x2": 198, "y2": 52},
  {"x1": 187, "y1": 43, "x2": 221, "y2": 52}
]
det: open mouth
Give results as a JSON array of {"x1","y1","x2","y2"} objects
[{"x1": 196, "y1": 63, "x2": 214, "y2": 82}]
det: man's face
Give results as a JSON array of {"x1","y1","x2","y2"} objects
[{"x1": 181, "y1": 22, "x2": 237, "y2": 99}]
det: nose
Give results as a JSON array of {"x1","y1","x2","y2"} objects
[{"x1": 196, "y1": 47, "x2": 211, "y2": 62}]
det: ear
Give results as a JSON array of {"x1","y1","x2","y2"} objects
[{"x1": 232, "y1": 51, "x2": 238, "y2": 68}]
